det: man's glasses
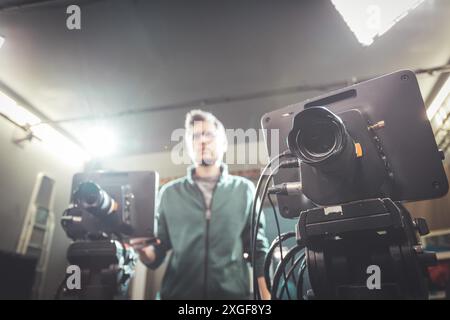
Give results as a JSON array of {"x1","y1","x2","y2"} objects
[{"x1": 192, "y1": 131, "x2": 217, "y2": 141}]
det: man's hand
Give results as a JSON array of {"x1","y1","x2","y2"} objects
[
  {"x1": 130, "y1": 238, "x2": 160, "y2": 265},
  {"x1": 258, "y1": 276, "x2": 271, "y2": 300}
]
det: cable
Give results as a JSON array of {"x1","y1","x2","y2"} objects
[
  {"x1": 296, "y1": 259, "x2": 307, "y2": 300},
  {"x1": 272, "y1": 245, "x2": 304, "y2": 300},
  {"x1": 270, "y1": 244, "x2": 304, "y2": 300},
  {"x1": 290, "y1": 253, "x2": 297, "y2": 285},
  {"x1": 251, "y1": 167, "x2": 272, "y2": 300},
  {"x1": 250, "y1": 151, "x2": 290, "y2": 299},
  {"x1": 251, "y1": 150, "x2": 291, "y2": 242},
  {"x1": 252, "y1": 162, "x2": 280, "y2": 299},
  {"x1": 279, "y1": 252, "x2": 305, "y2": 300},
  {"x1": 267, "y1": 192, "x2": 292, "y2": 300},
  {"x1": 264, "y1": 232, "x2": 296, "y2": 292},
  {"x1": 250, "y1": 161, "x2": 271, "y2": 300},
  {"x1": 252, "y1": 155, "x2": 301, "y2": 300}
]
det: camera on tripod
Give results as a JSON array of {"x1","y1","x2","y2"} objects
[
  {"x1": 58, "y1": 171, "x2": 159, "y2": 299},
  {"x1": 258, "y1": 70, "x2": 449, "y2": 299}
]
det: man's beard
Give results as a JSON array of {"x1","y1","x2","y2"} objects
[{"x1": 200, "y1": 157, "x2": 216, "y2": 166}]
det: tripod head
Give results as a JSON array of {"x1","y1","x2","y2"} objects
[
  {"x1": 296, "y1": 198, "x2": 436, "y2": 299},
  {"x1": 61, "y1": 240, "x2": 137, "y2": 300}
]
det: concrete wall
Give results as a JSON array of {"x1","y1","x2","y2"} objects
[{"x1": 0, "y1": 117, "x2": 82, "y2": 299}]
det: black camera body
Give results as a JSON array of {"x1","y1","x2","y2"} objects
[
  {"x1": 260, "y1": 70, "x2": 448, "y2": 299},
  {"x1": 262, "y1": 70, "x2": 448, "y2": 217},
  {"x1": 58, "y1": 171, "x2": 158, "y2": 300},
  {"x1": 62, "y1": 171, "x2": 159, "y2": 241}
]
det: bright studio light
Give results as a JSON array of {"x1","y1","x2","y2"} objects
[
  {"x1": 331, "y1": 0, "x2": 425, "y2": 46},
  {"x1": 81, "y1": 127, "x2": 117, "y2": 158},
  {"x1": 32, "y1": 124, "x2": 90, "y2": 166},
  {"x1": 0, "y1": 91, "x2": 40, "y2": 126},
  {"x1": 0, "y1": 36, "x2": 5, "y2": 49},
  {"x1": 0, "y1": 91, "x2": 90, "y2": 166}
]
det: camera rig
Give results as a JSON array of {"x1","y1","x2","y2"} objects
[
  {"x1": 57, "y1": 171, "x2": 158, "y2": 300},
  {"x1": 254, "y1": 70, "x2": 448, "y2": 300}
]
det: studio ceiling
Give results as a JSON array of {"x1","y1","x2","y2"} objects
[{"x1": 1, "y1": 0, "x2": 449, "y2": 156}]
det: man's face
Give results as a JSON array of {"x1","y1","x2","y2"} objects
[{"x1": 188, "y1": 120, "x2": 226, "y2": 166}]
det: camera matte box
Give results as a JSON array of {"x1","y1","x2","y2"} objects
[
  {"x1": 71, "y1": 171, "x2": 159, "y2": 238},
  {"x1": 262, "y1": 70, "x2": 448, "y2": 218}
]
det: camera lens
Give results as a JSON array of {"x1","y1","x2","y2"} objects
[
  {"x1": 79, "y1": 182, "x2": 101, "y2": 205},
  {"x1": 297, "y1": 119, "x2": 340, "y2": 159},
  {"x1": 74, "y1": 181, "x2": 116, "y2": 216},
  {"x1": 288, "y1": 107, "x2": 354, "y2": 169}
]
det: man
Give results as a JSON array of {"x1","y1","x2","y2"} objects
[{"x1": 132, "y1": 110, "x2": 270, "y2": 300}]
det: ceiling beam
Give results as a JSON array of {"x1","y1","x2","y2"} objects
[{"x1": 38, "y1": 63, "x2": 450, "y2": 126}]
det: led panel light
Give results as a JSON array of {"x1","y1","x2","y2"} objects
[{"x1": 331, "y1": 0, "x2": 425, "y2": 46}]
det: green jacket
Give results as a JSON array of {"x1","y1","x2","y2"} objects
[{"x1": 148, "y1": 164, "x2": 269, "y2": 300}]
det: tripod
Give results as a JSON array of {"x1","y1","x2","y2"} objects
[
  {"x1": 297, "y1": 198, "x2": 436, "y2": 299},
  {"x1": 58, "y1": 240, "x2": 137, "y2": 300}
]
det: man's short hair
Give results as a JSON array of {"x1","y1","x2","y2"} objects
[
  {"x1": 184, "y1": 110, "x2": 228, "y2": 164},
  {"x1": 184, "y1": 109, "x2": 226, "y2": 140}
]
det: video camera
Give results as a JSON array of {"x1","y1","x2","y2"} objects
[
  {"x1": 62, "y1": 171, "x2": 159, "y2": 240},
  {"x1": 58, "y1": 171, "x2": 159, "y2": 299},
  {"x1": 257, "y1": 70, "x2": 448, "y2": 299}
]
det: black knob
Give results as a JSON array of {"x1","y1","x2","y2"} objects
[{"x1": 413, "y1": 218, "x2": 430, "y2": 236}]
